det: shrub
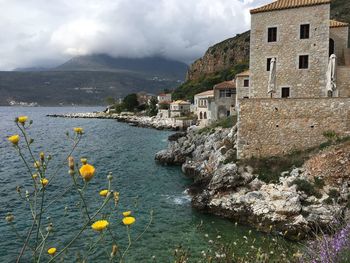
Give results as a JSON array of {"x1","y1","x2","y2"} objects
[{"x1": 292, "y1": 179, "x2": 322, "y2": 198}]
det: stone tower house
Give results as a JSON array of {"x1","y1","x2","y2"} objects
[{"x1": 236, "y1": 0, "x2": 350, "y2": 159}]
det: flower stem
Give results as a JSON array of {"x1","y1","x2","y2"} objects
[{"x1": 47, "y1": 195, "x2": 112, "y2": 263}]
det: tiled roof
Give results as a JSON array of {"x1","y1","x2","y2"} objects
[
  {"x1": 236, "y1": 70, "x2": 250, "y2": 77},
  {"x1": 195, "y1": 90, "x2": 214, "y2": 97},
  {"x1": 250, "y1": 0, "x2": 331, "y2": 14},
  {"x1": 214, "y1": 80, "x2": 236, "y2": 90},
  {"x1": 330, "y1": 20, "x2": 349, "y2": 28},
  {"x1": 171, "y1": 100, "x2": 191, "y2": 105}
]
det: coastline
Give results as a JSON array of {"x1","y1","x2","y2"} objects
[
  {"x1": 46, "y1": 112, "x2": 188, "y2": 131},
  {"x1": 155, "y1": 125, "x2": 350, "y2": 240}
]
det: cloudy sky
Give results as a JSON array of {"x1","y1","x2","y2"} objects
[{"x1": 0, "y1": 0, "x2": 271, "y2": 70}]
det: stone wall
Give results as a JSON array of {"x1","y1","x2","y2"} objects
[
  {"x1": 237, "y1": 98, "x2": 350, "y2": 159},
  {"x1": 250, "y1": 4, "x2": 330, "y2": 98},
  {"x1": 330, "y1": 26, "x2": 349, "y2": 65},
  {"x1": 236, "y1": 75, "x2": 250, "y2": 99},
  {"x1": 337, "y1": 66, "x2": 350, "y2": 97}
]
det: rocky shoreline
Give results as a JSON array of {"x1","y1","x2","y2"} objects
[
  {"x1": 47, "y1": 112, "x2": 187, "y2": 131},
  {"x1": 155, "y1": 126, "x2": 350, "y2": 240}
]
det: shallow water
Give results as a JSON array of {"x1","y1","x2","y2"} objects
[{"x1": 0, "y1": 107, "x2": 295, "y2": 262}]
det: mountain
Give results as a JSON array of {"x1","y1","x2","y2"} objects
[
  {"x1": 1, "y1": 55, "x2": 188, "y2": 106},
  {"x1": 55, "y1": 55, "x2": 188, "y2": 80},
  {"x1": 174, "y1": 0, "x2": 350, "y2": 100},
  {"x1": 186, "y1": 31, "x2": 250, "y2": 81}
]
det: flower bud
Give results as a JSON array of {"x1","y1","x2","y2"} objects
[
  {"x1": 68, "y1": 156, "x2": 75, "y2": 170},
  {"x1": 107, "y1": 172, "x2": 113, "y2": 181},
  {"x1": 69, "y1": 170, "x2": 75, "y2": 176},
  {"x1": 5, "y1": 213, "x2": 14, "y2": 223},
  {"x1": 110, "y1": 244, "x2": 118, "y2": 258},
  {"x1": 47, "y1": 155, "x2": 52, "y2": 160},
  {"x1": 25, "y1": 190, "x2": 29, "y2": 198},
  {"x1": 80, "y1": 158, "x2": 87, "y2": 165},
  {"x1": 46, "y1": 223, "x2": 53, "y2": 232},
  {"x1": 113, "y1": 192, "x2": 120, "y2": 206},
  {"x1": 16, "y1": 186, "x2": 21, "y2": 193},
  {"x1": 40, "y1": 152, "x2": 45, "y2": 161}
]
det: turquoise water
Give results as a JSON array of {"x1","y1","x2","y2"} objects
[{"x1": 0, "y1": 107, "x2": 293, "y2": 262}]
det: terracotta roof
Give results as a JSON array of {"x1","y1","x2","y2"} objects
[
  {"x1": 171, "y1": 100, "x2": 191, "y2": 105},
  {"x1": 330, "y1": 20, "x2": 349, "y2": 28},
  {"x1": 214, "y1": 80, "x2": 236, "y2": 90},
  {"x1": 158, "y1": 93, "x2": 171, "y2": 96},
  {"x1": 195, "y1": 90, "x2": 214, "y2": 97},
  {"x1": 236, "y1": 70, "x2": 250, "y2": 77},
  {"x1": 250, "y1": 0, "x2": 331, "y2": 14}
]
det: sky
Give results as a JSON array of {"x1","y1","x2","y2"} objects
[{"x1": 0, "y1": 0, "x2": 271, "y2": 70}]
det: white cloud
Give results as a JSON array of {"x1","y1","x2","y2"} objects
[{"x1": 0, "y1": 0, "x2": 271, "y2": 70}]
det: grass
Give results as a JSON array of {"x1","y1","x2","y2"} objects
[
  {"x1": 198, "y1": 115, "x2": 237, "y2": 134},
  {"x1": 239, "y1": 136, "x2": 350, "y2": 184}
]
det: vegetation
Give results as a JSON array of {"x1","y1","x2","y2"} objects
[
  {"x1": 198, "y1": 115, "x2": 237, "y2": 134},
  {"x1": 5, "y1": 117, "x2": 152, "y2": 262},
  {"x1": 122, "y1": 93, "x2": 139, "y2": 111},
  {"x1": 239, "y1": 136, "x2": 350, "y2": 184},
  {"x1": 146, "y1": 97, "x2": 158, "y2": 117},
  {"x1": 292, "y1": 179, "x2": 322, "y2": 198},
  {"x1": 172, "y1": 63, "x2": 248, "y2": 101}
]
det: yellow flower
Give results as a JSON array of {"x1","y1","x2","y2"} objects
[
  {"x1": 122, "y1": 216, "x2": 135, "y2": 226},
  {"x1": 41, "y1": 178, "x2": 49, "y2": 187},
  {"x1": 32, "y1": 173, "x2": 38, "y2": 179},
  {"x1": 80, "y1": 158, "x2": 87, "y2": 165},
  {"x1": 47, "y1": 247, "x2": 57, "y2": 256},
  {"x1": 122, "y1": 211, "x2": 131, "y2": 217},
  {"x1": 99, "y1": 189, "x2": 108, "y2": 197},
  {"x1": 91, "y1": 220, "x2": 109, "y2": 231},
  {"x1": 34, "y1": 161, "x2": 41, "y2": 169},
  {"x1": 79, "y1": 164, "x2": 95, "y2": 181},
  {"x1": 73, "y1": 127, "x2": 84, "y2": 134},
  {"x1": 17, "y1": 116, "x2": 28, "y2": 124},
  {"x1": 8, "y1": 135, "x2": 20, "y2": 145}
]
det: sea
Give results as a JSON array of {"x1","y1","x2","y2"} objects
[{"x1": 0, "y1": 107, "x2": 294, "y2": 262}]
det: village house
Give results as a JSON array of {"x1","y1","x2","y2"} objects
[
  {"x1": 157, "y1": 93, "x2": 172, "y2": 105},
  {"x1": 137, "y1": 92, "x2": 156, "y2": 106},
  {"x1": 193, "y1": 90, "x2": 214, "y2": 126},
  {"x1": 170, "y1": 100, "x2": 191, "y2": 117},
  {"x1": 236, "y1": 0, "x2": 350, "y2": 159},
  {"x1": 212, "y1": 80, "x2": 237, "y2": 120}
]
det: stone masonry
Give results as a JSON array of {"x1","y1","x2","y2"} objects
[
  {"x1": 237, "y1": 98, "x2": 350, "y2": 159},
  {"x1": 250, "y1": 4, "x2": 330, "y2": 98}
]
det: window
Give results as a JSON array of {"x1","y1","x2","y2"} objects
[
  {"x1": 300, "y1": 24, "x2": 310, "y2": 39},
  {"x1": 299, "y1": 55, "x2": 309, "y2": 69},
  {"x1": 281, "y1": 87, "x2": 290, "y2": 98},
  {"x1": 227, "y1": 111, "x2": 230, "y2": 116},
  {"x1": 268, "y1": 27, "x2": 277, "y2": 42},
  {"x1": 243, "y1": 79, "x2": 249, "y2": 87},
  {"x1": 267, "y1": 58, "x2": 272, "y2": 71},
  {"x1": 219, "y1": 90, "x2": 226, "y2": 98}
]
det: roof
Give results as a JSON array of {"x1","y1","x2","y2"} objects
[
  {"x1": 194, "y1": 90, "x2": 214, "y2": 97},
  {"x1": 236, "y1": 70, "x2": 250, "y2": 77},
  {"x1": 214, "y1": 80, "x2": 236, "y2": 90},
  {"x1": 330, "y1": 20, "x2": 349, "y2": 28},
  {"x1": 250, "y1": 0, "x2": 331, "y2": 14},
  {"x1": 158, "y1": 93, "x2": 171, "y2": 96},
  {"x1": 171, "y1": 100, "x2": 191, "y2": 105}
]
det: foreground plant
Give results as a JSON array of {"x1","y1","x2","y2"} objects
[{"x1": 5, "y1": 116, "x2": 153, "y2": 262}]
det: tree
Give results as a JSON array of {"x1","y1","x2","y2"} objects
[
  {"x1": 123, "y1": 93, "x2": 139, "y2": 111},
  {"x1": 147, "y1": 97, "x2": 158, "y2": 116},
  {"x1": 105, "y1": 96, "x2": 116, "y2": 106}
]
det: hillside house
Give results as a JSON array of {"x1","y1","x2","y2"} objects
[
  {"x1": 212, "y1": 80, "x2": 237, "y2": 120},
  {"x1": 194, "y1": 90, "x2": 214, "y2": 126},
  {"x1": 236, "y1": 0, "x2": 350, "y2": 159},
  {"x1": 170, "y1": 100, "x2": 191, "y2": 117}
]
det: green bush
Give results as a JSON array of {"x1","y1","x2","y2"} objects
[{"x1": 293, "y1": 179, "x2": 322, "y2": 198}]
